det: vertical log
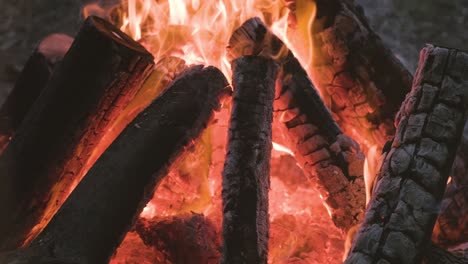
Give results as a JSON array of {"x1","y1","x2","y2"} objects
[
  {"x1": 0, "y1": 65, "x2": 230, "y2": 264},
  {"x1": 222, "y1": 56, "x2": 277, "y2": 264},
  {"x1": 228, "y1": 18, "x2": 366, "y2": 231},
  {"x1": 0, "y1": 16, "x2": 154, "y2": 250},
  {"x1": 0, "y1": 34, "x2": 73, "y2": 153},
  {"x1": 345, "y1": 45, "x2": 468, "y2": 264}
]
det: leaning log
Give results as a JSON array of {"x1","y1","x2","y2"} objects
[
  {"x1": 0, "y1": 65, "x2": 230, "y2": 264},
  {"x1": 345, "y1": 45, "x2": 468, "y2": 264},
  {"x1": 222, "y1": 56, "x2": 277, "y2": 264},
  {"x1": 228, "y1": 17, "x2": 365, "y2": 231},
  {"x1": 285, "y1": 0, "x2": 413, "y2": 150},
  {"x1": 0, "y1": 34, "x2": 73, "y2": 153},
  {"x1": 0, "y1": 16, "x2": 154, "y2": 250}
]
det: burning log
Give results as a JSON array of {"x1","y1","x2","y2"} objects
[
  {"x1": 345, "y1": 45, "x2": 468, "y2": 264},
  {"x1": 228, "y1": 17, "x2": 365, "y2": 231},
  {"x1": 222, "y1": 56, "x2": 277, "y2": 264},
  {"x1": 0, "y1": 16, "x2": 155, "y2": 250},
  {"x1": 286, "y1": 0, "x2": 413, "y2": 150},
  {"x1": 0, "y1": 34, "x2": 73, "y2": 153},
  {"x1": 0, "y1": 65, "x2": 230, "y2": 263},
  {"x1": 135, "y1": 214, "x2": 221, "y2": 263}
]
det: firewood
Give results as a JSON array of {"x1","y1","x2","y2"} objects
[
  {"x1": 0, "y1": 16, "x2": 155, "y2": 250},
  {"x1": 285, "y1": 0, "x2": 413, "y2": 150},
  {"x1": 222, "y1": 56, "x2": 277, "y2": 264},
  {"x1": 0, "y1": 34, "x2": 73, "y2": 153},
  {"x1": 228, "y1": 17, "x2": 365, "y2": 231},
  {"x1": 344, "y1": 45, "x2": 468, "y2": 264},
  {"x1": 0, "y1": 65, "x2": 230, "y2": 264}
]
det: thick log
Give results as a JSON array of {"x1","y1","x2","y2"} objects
[
  {"x1": 222, "y1": 56, "x2": 277, "y2": 264},
  {"x1": 0, "y1": 65, "x2": 230, "y2": 263},
  {"x1": 0, "y1": 34, "x2": 73, "y2": 153},
  {"x1": 285, "y1": 0, "x2": 413, "y2": 150},
  {"x1": 0, "y1": 16, "x2": 154, "y2": 250},
  {"x1": 228, "y1": 17, "x2": 365, "y2": 231},
  {"x1": 345, "y1": 45, "x2": 468, "y2": 264}
]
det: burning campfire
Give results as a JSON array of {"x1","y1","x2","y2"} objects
[{"x1": 0, "y1": 0, "x2": 467, "y2": 263}]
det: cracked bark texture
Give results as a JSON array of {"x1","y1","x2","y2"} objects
[
  {"x1": 345, "y1": 45, "x2": 468, "y2": 264},
  {"x1": 0, "y1": 16, "x2": 154, "y2": 251},
  {"x1": 286, "y1": 0, "x2": 413, "y2": 151},
  {"x1": 0, "y1": 65, "x2": 230, "y2": 264},
  {"x1": 228, "y1": 17, "x2": 365, "y2": 232},
  {"x1": 221, "y1": 56, "x2": 277, "y2": 264}
]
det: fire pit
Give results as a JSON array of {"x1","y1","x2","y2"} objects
[{"x1": 0, "y1": 0, "x2": 467, "y2": 263}]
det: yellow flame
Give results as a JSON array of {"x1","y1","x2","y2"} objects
[
  {"x1": 272, "y1": 142, "x2": 295, "y2": 156},
  {"x1": 364, "y1": 145, "x2": 381, "y2": 205}
]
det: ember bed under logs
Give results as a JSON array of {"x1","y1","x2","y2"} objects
[{"x1": 0, "y1": 0, "x2": 467, "y2": 263}]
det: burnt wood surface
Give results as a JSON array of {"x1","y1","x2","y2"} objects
[
  {"x1": 0, "y1": 16, "x2": 154, "y2": 250},
  {"x1": 286, "y1": 0, "x2": 413, "y2": 150},
  {"x1": 229, "y1": 18, "x2": 366, "y2": 231},
  {"x1": 0, "y1": 34, "x2": 73, "y2": 154},
  {"x1": 0, "y1": 65, "x2": 230, "y2": 264},
  {"x1": 221, "y1": 56, "x2": 277, "y2": 264},
  {"x1": 345, "y1": 45, "x2": 468, "y2": 264}
]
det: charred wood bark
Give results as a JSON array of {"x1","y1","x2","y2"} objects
[
  {"x1": 0, "y1": 65, "x2": 230, "y2": 264},
  {"x1": 286, "y1": 0, "x2": 413, "y2": 150},
  {"x1": 0, "y1": 34, "x2": 73, "y2": 153},
  {"x1": 222, "y1": 56, "x2": 277, "y2": 264},
  {"x1": 345, "y1": 45, "x2": 468, "y2": 264},
  {"x1": 228, "y1": 18, "x2": 365, "y2": 231},
  {"x1": 0, "y1": 16, "x2": 154, "y2": 250}
]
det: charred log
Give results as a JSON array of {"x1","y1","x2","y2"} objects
[
  {"x1": 222, "y1": 56, "x2": 277, "y2": 264},
  {"x1": 345, "y1": 45, "x2": 468, "y2": 264},
  {"x1": 0, "y1": 65, "x2": 230, "y2": 264},
  {"x1": 0, "y1": 16, "x2": 155, "y2": 250},
  {"x1": 228, "y1": 17, "x2": 365, "y2": 231},
  {"x1": 0, "y1": 34, "x2": 73, "y2": 153},
  {"x1": 286, "y1": 0, "x2": 413, "y2": 150},
  {"x1": 135, "y1": 214, "x2": 221, "y2": 264}
]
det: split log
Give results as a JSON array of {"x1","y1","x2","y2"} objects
[
  {"x1": 0, "y1": 16, "x2": 155, "y2": 250},
  {"x1": 222, "y1": 56, "x2": 277, "y2": 264},
  {"x1": 345, "y1": 45, "x2": 468, "y2": 264},
  {"x1": 0, "y1": 65, "x2": 230, "y2": 263},
  {"x1": 0, "y1": 34, "x2": 73, "y2": 153},
  {"x1": 285, "y1": 0, "x2": 413, "y2": 150},
  {"x1": 228, "y1": 17, "x2": 365, "y2": 231}
]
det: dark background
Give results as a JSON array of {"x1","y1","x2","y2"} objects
[{"x1": 0, "y1": 0, "x2": 466, "y2": 102}]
